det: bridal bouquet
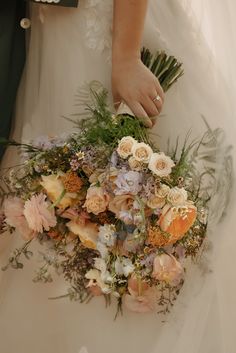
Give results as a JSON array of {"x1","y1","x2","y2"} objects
[{"x1": 0, "y1": 50, "x2": 219, "y2": 316}]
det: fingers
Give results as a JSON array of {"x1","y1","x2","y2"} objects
[{"x1": 127, "y1": 101, "x2": 153, "y2": 128}]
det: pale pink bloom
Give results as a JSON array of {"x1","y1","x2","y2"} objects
[
  {"x1": 24, "y1": 193, "x2": 57, "y2": 233},
  {"x1": 152, "y1": 254, "x2": 184, "y2": 286},
  {"x1": 59, "y1": 207, "x2": 80, "y2": 221},
  {"x1": 3, "y1": 197, "x2": 36, "y2": 240},
  {"x1": 124, "y1": 275, "x2": 156, "y2": 313},
  {"x1": 124, "y1": 289, "x2": 156, "y2": 313}
]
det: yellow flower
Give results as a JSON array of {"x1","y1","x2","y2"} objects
[
  {"x1": 67, "y1": 220, "x2": 98, "y2": 249},
  {"x1": 40, "y1": 174, "x2": 78, "y2": 209}
]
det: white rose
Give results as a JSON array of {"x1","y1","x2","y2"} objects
[
  {"x1": 167, "y1": 187, "x2": 188, "y2": 206},
  {"x1": 117, "y1": 136, "x2": 137, "y2": 159},
  {"x1": 132, "y1": 142, "x2": 153, "y2": 163},
  {"x1": 148, "y1": 153, "x2": 175, "y2": 177}
]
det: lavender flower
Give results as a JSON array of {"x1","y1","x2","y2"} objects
[{"x1": 114, "y1": 170, "x2": 143, "y2": 195}]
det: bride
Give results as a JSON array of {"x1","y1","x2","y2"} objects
[{"x1": 0, "y1": 1, "x2": 235, "y2": 352}]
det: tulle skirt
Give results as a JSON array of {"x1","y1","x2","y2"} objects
[{"x1": 0, "y1": 1, "x2": 235, "y2": 352}]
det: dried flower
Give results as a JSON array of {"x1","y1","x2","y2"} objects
[
  {"x1": 146, "y1": 225, "x2": 171, "y2": 247},
  {"x1": 62, "y1": 172, "x2": 83, "y2": 193}
]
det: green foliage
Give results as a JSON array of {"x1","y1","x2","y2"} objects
[{"x1": 141, "y1": 48, "x2": 184, "y2": 92}]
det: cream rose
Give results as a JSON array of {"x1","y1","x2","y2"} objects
[
  {"x1": 131, "y1": 142, "x2": 153, "y2": 163},
  {"x1": 40, "y1": 174, "x2": 78, "y2": 209},
  {"x1": 147, "y1": 196, "x2": 166, "y2": 209},
  {"x1": 128, "y1": 157, "x2": 143, "y2": 171},
  {"x1": 84, "y1": 186, "x2": 109, "y2": 215},
  {"x1": 109, "y1": 194, "x2": 134, "y2": 218},
  {"x1": 117, "y1": 136, "x2": 137, "y2": 159},
  {"x1": 155, "y1": 184, "x2": 170, "y2": 198},
  {"x1": 148, "y1": 152, "x2": 175, "y2": 177},
  {"x1": 167, "y1": 187, "x2": 188, "y2": 206}
]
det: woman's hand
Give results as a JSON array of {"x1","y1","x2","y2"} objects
[
  {"x1": 112, "y1": 0, "x2": 164, "y2": 127},
  {"x1": 112, "y1": 56, "x2": 164, "y2": 127}
]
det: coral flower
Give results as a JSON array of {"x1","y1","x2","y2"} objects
[
  {"x1": 159, "y1": 203, "x2": 197, "y2": 242},
  {"x1": 152, "y1": 254, "x2": 183, "y2": 286},
  {"x1": 124, "y1": 275, "x2": 156, "y2": 313}
]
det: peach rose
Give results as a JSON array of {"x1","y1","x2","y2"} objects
[
  {"x1": 108, "y1": 194, "x2": 134, "y2": 218},
  {"x1": 159, "y1": 203, "x2": 197, "y2": 242},
  {"x1": 67, "y1": 220, "x2": 98, "y2": 249},
  {"x1": 117, "y1": 136, "x2": 137, "y2": 159},
  {"x1": 131, "y1": 142, "x2": 153, "y2": 163},
  {"x1": 152, "y1": 254, "x2": 183, "y2": 286},
  {"x1": 84, "y1": 186, "x2": 109, "y2": 215}
]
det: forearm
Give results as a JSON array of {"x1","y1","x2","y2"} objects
[{"x1": 112, "y1": 0, "x2": 148, "y2": 61}]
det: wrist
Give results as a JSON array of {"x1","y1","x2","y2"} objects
[{"x1": 112, "y1": 50, "x2": 141, "y2": 66}]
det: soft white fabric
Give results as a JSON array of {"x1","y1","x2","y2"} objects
[{"x1": 0, "y1": 1, "x2": 235, "y2": 352}]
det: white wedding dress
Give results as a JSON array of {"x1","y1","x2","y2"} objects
[{"x1": 0, "y1": 1, "x2": 236, "y2": 353}]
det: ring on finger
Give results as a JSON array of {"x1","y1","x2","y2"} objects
[{"x1": 152, "y1": 95, "x2": 162, "y2": 103}]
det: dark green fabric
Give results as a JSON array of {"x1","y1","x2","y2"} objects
[
  {"x1": 0, "y1": 1, "x2": 26, "y2": 160},
  {"x1": 29, "y1": 0, "x2": 78, "y2": 7}
]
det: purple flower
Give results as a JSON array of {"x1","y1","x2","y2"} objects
[{"x1": 114, "y1": 170, "x2": 143, "y2": 195}]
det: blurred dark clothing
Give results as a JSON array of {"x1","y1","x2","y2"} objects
[{"x1": 0, "y1": 1, "x2": 26, "y2": 160}]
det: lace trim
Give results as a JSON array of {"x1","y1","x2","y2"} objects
[{"x1": 83, "y1": 0, "x2": 113, "y2": 59}]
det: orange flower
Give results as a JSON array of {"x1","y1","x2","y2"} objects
[
  {"x1": 159, "y1": 203, "x2": 197, "y2": 243},
  {"x1": 62, "y1": 172, "x2": 83, "y2": 193},
  {"x1": 146, "y1": 226, "x2": 171, "y2": 247}
]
